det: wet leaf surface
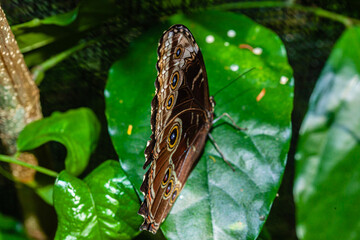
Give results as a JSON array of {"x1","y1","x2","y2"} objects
[
  {"x1": 53, "y1": 160, "x2": 142, "y2": 240},
  {"x1": 294, "y1": 26, "x2": 360, "y2": 240},
  {"x1": 105, "y1": 10, "x2": 293, "y2": 239}
]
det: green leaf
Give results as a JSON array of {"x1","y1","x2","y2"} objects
[
  {"x1": 17, "y1": 108, "x2": 100, "y2": 176},
  {"x1": 34, "y1": 184, "x2": 54, "y2": 206},
  {"x1": 294, "y1": 26, "x2": 360, "y2": 239},
  {"x1": 105, "y1": 10, "x2": 293, "y2": 239},
  {"x1": 53, "y1": 160, "x2": 142, "y2": 240},
  {"x1": 12, "y1": 0, "x2": 119, "y2": 66},
  {"x1": 11, "y1": 7, "x2": 79, "y2": 30},
  {"x1": 0, "y1": 213, "x2": 27, "y2": 240}
]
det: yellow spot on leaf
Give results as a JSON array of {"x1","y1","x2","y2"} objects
[
  {"x1": 256, "y1": 88, "x2": 266, "y2": 102},
  {"x1": 119, "y1": 99, "x2": 123, "y2": 104},
  {"x1": 229, "y1": 221, "x2": 245, "y2": 231},
  {"x1": 127, "y1": 125, "x2": 133, "y2": 135},
  {"x1": 209, "y1": 155, "x2": 216, "y2": 163}
]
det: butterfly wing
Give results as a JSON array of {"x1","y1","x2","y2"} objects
[{"x1": 139, "y1": 24, "x2": 214, "y2": 233}]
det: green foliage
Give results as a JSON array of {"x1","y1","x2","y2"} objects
[
  {"x1": 13, "y1": 107, "x2": 143, "y2": 238},
  {"x1": 105, "y1": 10, "x2": 293, "y2": 239},
  {"x1": 17, "y1": 108, "x2": 100, "y2": 176},
  {"x1": 294, "y1": 26, "x2": 360, "y2": 239},
  {"x1": 34, "y1": 184, "x2": 54, "y2": 206},
  {"x1": 12, "y1": 0, "x2": 119, "y2": 66},
  {"x1": 0, "y1": 213, "x2": 27, "y2": 240},
  {"x1": 53, "y1": 160, "x2": 142, "y2": 240},
  {"x1": 4, "y1": 1, "x2": 359, "y2": 239}
]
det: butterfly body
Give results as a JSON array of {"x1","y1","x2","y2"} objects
[{"x1": 138, "y1": 24, "x2": 214, "y2": 233}]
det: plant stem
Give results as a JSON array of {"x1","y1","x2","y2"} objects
[
  {"x1": 32, "y1": 40, "x2": 96, "y2": 85},
  {"x1": 0, "y1": 165, "x2": 18, "y2": 182},
  {"x1": 213, "y1": 1, "x2": 360, "y2": 27},
  {"x1": 0, "y1": 154, "x2": 58, "y2": 178}
]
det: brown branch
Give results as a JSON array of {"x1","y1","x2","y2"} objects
[
  {"x1": 0, "y1": 7, "x2": 42, "y2": 155},
  {"x1": 0, "y1": 6, "x2": 51, "y2": 240}
]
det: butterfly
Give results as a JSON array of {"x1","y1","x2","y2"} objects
[{"x1": 138, "y1": 24, "x2": 241, "y2": 233}]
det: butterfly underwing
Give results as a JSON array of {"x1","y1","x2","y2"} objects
[{"x1": 138, "y1": 24, "x2": 215, "y2": 233}]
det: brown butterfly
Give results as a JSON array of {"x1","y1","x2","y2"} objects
[{"x1": 138, "y1": 24, "x2": 242, "y2": 233}]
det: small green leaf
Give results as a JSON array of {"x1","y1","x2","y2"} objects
[
  {"x1": 12, "y1": 0, "x2": 119, "y2": 66},
  {"x1": 53, "y1": 160, "x2": 142, "y2": 240},
  {"x1": 17, "y1": 108, "x2": 100, "y2": 176},
  {"x1": 294, "y1": 26, "x2": 360, "y2": 240},
  {"x1": 105, "y1": 10, "x2": 293, "y2": 239},
  {"x1": 35, "y1": 185, "x2": 54, "y2": 206},
  {"x1": 11, "y1": 7, "x2": 79, "y2": 30}
]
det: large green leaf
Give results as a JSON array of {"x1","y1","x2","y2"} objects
[
  {"x1": 294, "y1": 27, "x2": 360, "y2": 239},
  {"x1": 53, "y1": 160, "x2": 142, "y2": 240},
  {"x1": 17, "y1": 108, "x2": 100, "y2": 176},
  {"x1": 105, "y1": 10, "x2": 293, "y2": 239}
]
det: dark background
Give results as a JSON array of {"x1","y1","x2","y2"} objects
[{"x1": 1, "y1": 1, "x2": 359, "y2": 239}]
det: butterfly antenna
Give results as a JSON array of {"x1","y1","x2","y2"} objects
[{"x1": 213, "y1": 67, "x2": 256, "y2": 97}]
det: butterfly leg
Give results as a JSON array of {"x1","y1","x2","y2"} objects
[
  {"x1": 207, "y1": 133, "x2": 235, "y2": 172},
  {"x1": 212, "y1": 113, "x2": 247, "y2": 131}
]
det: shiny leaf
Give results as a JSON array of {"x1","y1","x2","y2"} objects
[
  {"x1": 17, "y1": 108, "x2": 100, "y2": 176},
  {"x1": 105, "y1": 10, "x2": 293, "y2": 239},
  {"x1": 53, "y1": 160, "x2": 142, "y2": 240},
  {"x1": 294, "y1": 26, "x2": 360, "y2": 240}
]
